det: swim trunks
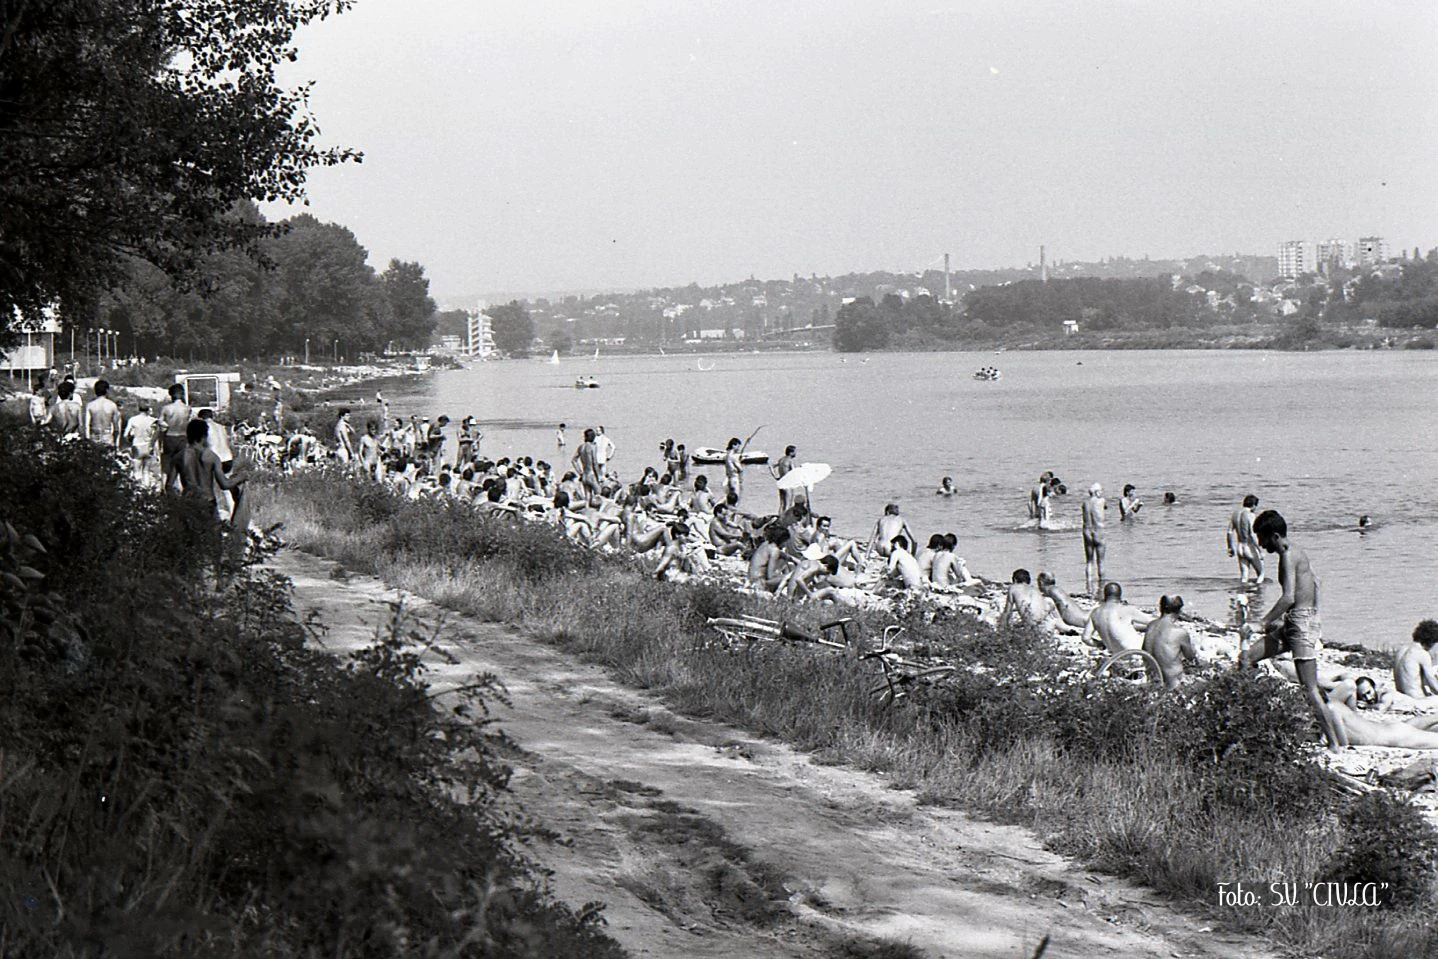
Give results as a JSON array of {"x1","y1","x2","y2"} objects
[{"x1": 1260, "y1": 606, "x2": 1322, "y2": 661}]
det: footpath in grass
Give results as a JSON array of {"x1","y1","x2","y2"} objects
[{"x1": 254, "y1": 471, "x2": 1438, "y2": 959}]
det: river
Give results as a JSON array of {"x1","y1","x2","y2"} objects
[{"x1": 393, "y1": 349, "x2": 1437, "y2": 653}]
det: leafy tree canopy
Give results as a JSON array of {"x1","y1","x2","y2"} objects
[
  {"x1": 485, "y1": 301, "x2": 534, "y2": 357},
  {"x1": 0, "y1": 0, "x2": 359, "y2": 341}
]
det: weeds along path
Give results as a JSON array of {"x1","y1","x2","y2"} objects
[{"x1": 271, "y1": 548, "x2": 1275, "y2": 959}]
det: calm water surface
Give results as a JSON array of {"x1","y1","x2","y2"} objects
[{"x1": 396, "y1": 350, "x2": 1438, "y2": 652}]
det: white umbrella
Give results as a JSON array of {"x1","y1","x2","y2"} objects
[
  {"x1": 776, "y1": 462, "x2": 832, "y2": 511},
  {"x1": 775, "y1": 461, "x2": 832, "y2": 491}
]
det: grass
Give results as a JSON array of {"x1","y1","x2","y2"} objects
[{"x1": 255, "y1": 472, "x2": 1438, "y2": 959}]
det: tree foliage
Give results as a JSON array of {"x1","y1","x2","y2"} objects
[
  {"x1": 0, "y1": 0, "x2": 360, "y2": 341},
  {"x1": 486, "y1": 301, "x2": 535, "y2": 356}
]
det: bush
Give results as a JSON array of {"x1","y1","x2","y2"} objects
[
  {"x1": 1156, "y1": 669, "x2": 1335, "y2": 812},
  {"x1": 0, "y1": 424, "x2": 626, "y2": 957},
  {"x1": 1322, "y1": 791, "x2": 1438, "y2": 908}
]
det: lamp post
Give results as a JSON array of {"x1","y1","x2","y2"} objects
[
  {"x1": 95, "y1": 328, "x2": 106, "y2": 368},
  {"x1": 304, "y1": 337, "x2": 310, "y2": 365},
  {"x1": 333, "y1": 339, "x2": 338, "y2": 363}
]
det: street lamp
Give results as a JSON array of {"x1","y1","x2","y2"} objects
[
  {"x1": 304, "y1": 337, "x2": 310, "y2": 365},
  {"x1": 333, "y1": 339, "x2": 339, "y2": 363},
  {"x1": 95, "y1": 328, "x2": 106, "y2": 367}
]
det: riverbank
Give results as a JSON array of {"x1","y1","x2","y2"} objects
[{"x1": 254, "y1": 470, "x2": 1438, "y2": 959}]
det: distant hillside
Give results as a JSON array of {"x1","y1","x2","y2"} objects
[{"x1": 463, "y1": 253, "x2": 1280, "y2": 352}]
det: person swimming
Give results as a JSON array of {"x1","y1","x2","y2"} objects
[{"x1": 937, "y1": 476, "x2": 956, "y2": 496}]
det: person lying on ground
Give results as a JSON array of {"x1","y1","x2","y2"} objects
[{"x1": 1325, "y1": 694, "x2": 1438, "y2": 749}]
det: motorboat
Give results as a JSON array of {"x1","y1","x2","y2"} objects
[
  {"x1": 574, "y1": 376, "x2": 600, "y2": 389},
  {"x1": 973, "y1": 367, "x2": 1002, "y2": 381}
]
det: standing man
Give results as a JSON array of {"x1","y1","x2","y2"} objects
[
  {"x1": 27, "y1": 374, "x2": 53, "y2": 425},
  {"x1": 83, "y1": 378, "x2": 122, "y2": 447},
  {"x1": 770, "y1": 445, "x2": 798, "y2": 511},
  {"x1": 51, "y1": 380, "x2": 83, "y2": 436},
  {"x1": 1238, "y1": 510, "x2": 1341, "y2": 751},
  {"x1": 334, "y1": 408, "x2": 356, "y2": 467},
  {"x1": 594, "y1": 426, "x2": 615, "y2": 480},
  {"x1": 1227, "y1": 494, "x2": 1264, "y2": 583},
  {"x1": 158, "y1": 382, "x2": 191, "y2": 491},
  {"x1": 556, "y1": 423, "x2": 567, "y2": 456},
  {"x1": 723, "y1": 436, "x2": 746, "y2": 504},
  {"x1": 1082, "y1": 483, "x2": 1107, "y2": 597},
  {"x1": 1118, "y1": 484, "x2": 1143, "y2": 520},
  {"x1": 123, "y1": 403, "x2": 161, "y2": 486},
  {"x1": 572, "y1": 428, "x2": 601, "y2": 496}
]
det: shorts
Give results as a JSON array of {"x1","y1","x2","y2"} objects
[
  {"x1": 161, "y1": 433, "x2": 186, "y2": 458},
  {"x1": 1262, "y1": 607, "x2": 1322, "y2": 661}
]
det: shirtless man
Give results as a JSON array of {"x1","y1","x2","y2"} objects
[
  {"x1": 1029, "y1": 471, "x2": 1054, "y2": 519},
  {"x1": 1393, "y1": 619, "x2": 1438, "y2": 700},
  {"x1": 1143, "y1": 595, "x2": 1197, "y2": 688},
  {"x1": 936, "y1": 476, "x2": 956, "y2": 497},
  {"x1": 1226, "y1": 494, "x2": 1264, "y2": 583},
  {"x1": 1326, "y1": 696, "x2": 1438, "y2": 750},
  {"x1": 178, "y1": 418, "x2": 247, "y2": 517},
  {"x1": 689, "y1": 475, "x2": 716, "y2": 515},
  {"x1": 51, "y1": 380, "x2": 83, "y2": 436},
  {"x1": 571, "y1": 428, "x2": 601, "y2": 495},
  {"x1": 771, "y1": 445, "x2": 797, "y2": 511},
  {"x1": 866, "y1": 504, "x2": 916, "y2": 559},
  {"x1": 885, "y1": 536, "x2": 925, "y2": 590},
  {"x1": 1118, "y1": 484, "x2": 1143, "y2": 520},
  {"x1": 158, "y1": 383, "x2": 191, "y2": 491},
  {"x1": 1081, "y1": 483, "x2": 1106, "y2": 596},
  {"x1": 708, "y1": 503, "x2": 748, "y2": 556},
  {"x1": 1037, "y1": 572, "x2": 1089, "y2": 629},
  {"x1": 334, "y1": 409, "x2": 356, "y2": 466},
  {"x1": 1000, "y1": 569, "x2": 1050, "y2": 629},
  {"x1": 1237, "y1": 509, "x2": 1341, "y2": 752},
  {"x1": 723, "y1": 436, "x2": 746, "y2": 503},
  {"x1": 747, "y1": 526, "x2": 792, "y2": 592},
  {"x1": 931, "y1": 533, "x2": 976, "y2": 588},
  {"x1": 83, "y1": 379, "x2": 122, "y2": 447},
  {"x1": 1081, "y1": 582, "x2": 1152, "y2": 654}
]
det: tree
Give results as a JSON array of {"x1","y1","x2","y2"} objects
[
  {"x1": 832, "y1": 297, "x2": 890, "y2": 352},
  {"x1": 381, "y1": 260, "x2": 438, "y2": 350},
  {"x1": 485, "y1": 301, "x2": 534, "y2": 357},
  {"x1": 269, "y1": 215, "x2": 381, "y2": 355},
  {"x1": 0, "y1": 0, "x2": 359, "y2": 343}
]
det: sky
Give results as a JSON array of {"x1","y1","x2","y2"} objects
[{"x1": 267, "y1": 0, "x2": 1438, "y2": 303}]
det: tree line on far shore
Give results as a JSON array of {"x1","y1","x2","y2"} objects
[{"x1": 833, "y1": 253, "x2": 1438, "y2": 352}]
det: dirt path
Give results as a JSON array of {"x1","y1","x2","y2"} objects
[{"x1": 272, "y1": 549, "x2": 1275, "y2": 959}]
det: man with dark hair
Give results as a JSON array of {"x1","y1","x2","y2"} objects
[
  {"x1": 1227, "y1": 493, "x2": 1264, "y2": 583},
  {"x1": 52, "y1": 379, "x2": 83, "y2": 435},
  {"x1": 771, "y1": 444, "x2": 798, "y2": 511},
  {"x1": 178, "y1": 418, "x2": 247, "y2": 516},
  {"x1": 158, "y1": 382, "x2": 191, "y2": 491},
  {"x1": 1144, "y1": 595, "x2": 1197, "y2": 689},
  {"x1": 83, "y1": 378, "x2": 121, "y2": 446},
  {"x1": 1238, "y1": 509, "x2": 1341, "y2": 751},
  {"x1": 572, "y1": 428, "x2": 600, "y2": 495},
  {"x1": 1000, "y1": 568, "x2": 1049, "y2": 629},
  {"x1": 1393, "y1": 620, "x2": 1438, "y2": 700}
]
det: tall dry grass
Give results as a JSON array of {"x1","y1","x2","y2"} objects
[{"x1": 255, "y1": 473, "x2": 1438, "y2": 959}]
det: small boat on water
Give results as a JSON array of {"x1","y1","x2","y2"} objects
[
  {"x1": 690, "y1": 446, "x2": 769, "y2": 465},
  {"x1": 973, "y1": 367, "x2": 1002, "y2": 381},
  {"x1": 548, "y1": 350, "x2": 561, "y2": 365},
  {"x1": 574, "y1": 376, "x2": 600, "y2": 389}
]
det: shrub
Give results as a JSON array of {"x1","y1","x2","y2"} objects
[
  {"x1": 1155, "y1": 669, "x2": 1335, "y2": 812},
  {"x1": 1321, "y1": 791, "x2": 1438, "y2": 908}
]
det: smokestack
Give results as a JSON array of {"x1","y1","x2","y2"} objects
[{"x1": 1040, "y1": 245, "x2": 1048, "y2": 283}]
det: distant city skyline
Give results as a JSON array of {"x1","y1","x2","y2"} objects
[{"x1": 265, "y1": 0, "x2": 1438, "y2": 302}]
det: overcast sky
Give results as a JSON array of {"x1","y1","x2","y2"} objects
[{"x1": 267, "y1": 0, "x2": 1438, "y2": 303}]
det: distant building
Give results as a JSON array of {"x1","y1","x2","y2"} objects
[
  {"x1": 1357, "y1": 236, "x2": 1386, "y2": 266},
  {"x1": 0, "y1": 310, "x2": 61, "y2": 382},
  {"x1": 1062, "y1": 319, "x2": 1079, "y2": 335},
  {"x1": 438, "y1": 335, "x2": 462, "y2": 353},
  {"x1": 1315, "y1": 239, "x2": 1353, "y2": 274},
  {"x1": 1278, "y1": 240, "x2": 1306, "y2": 279},
  {"x1": 465, "y1": 310, "x2": 495, "y2": 357}
]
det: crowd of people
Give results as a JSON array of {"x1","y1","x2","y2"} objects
[{"x1": 24, "y1": 373, "x2": 1438, "y2": 760}]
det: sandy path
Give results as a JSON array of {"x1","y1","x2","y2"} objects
[{"x1": 272, "y1": 549, "x2": 1275, "y2": 959}]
